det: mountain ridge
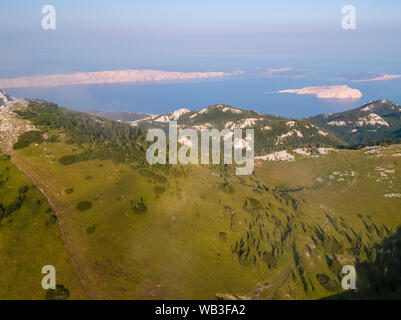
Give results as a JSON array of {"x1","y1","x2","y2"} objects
[
  {"x1": 128, "y1": 104, "x2": 344, "y2": 154},
  {"x1": 2, "y1": 91, "x2": 401, "y2": 154},
  {"x1": 1, "y1": 92, "x2": 401, "y2": 299},
  {"x1": 307, "y1": 99, "x2": 401, "y2": 145}
]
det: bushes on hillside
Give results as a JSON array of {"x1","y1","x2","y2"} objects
[
  {"x1": 58, "y1": 152, "x2": 92, "y2": 165},
  {"x1": 58, "y1": 147, "x2": 132, "y2": 165},
  {"x1": 17, "y1": 101, "x2": 147, "y2": 163},
  {"x1": 243, "y1": 197, "x2": 261, "y2": 211},
  {"x1": 13, "y1": 130, "x2": 43, "y2": 150},
  {"x1": 139, "y1": 169, "x2": 167, "y2": 183},
  {"x1": 0, "y1": 195, "x2": 26, "y2": 222},
  {"x1": 316, "y1": 273, "x2": 341, "y2": 292}
]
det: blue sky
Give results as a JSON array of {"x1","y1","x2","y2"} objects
[{"x1": 1, "y1": 0, "x2": 401, "y2": 77}]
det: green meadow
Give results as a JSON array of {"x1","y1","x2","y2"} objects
[
  {"x1": 1, "y1": 101, "x2": 401, "y2": 300},
  {"x1": 5, "y1": 134, "x2": 401, "y2": 299},
  {"x1": 0, "y1": 153, "x2": 86, "y2": 299}
]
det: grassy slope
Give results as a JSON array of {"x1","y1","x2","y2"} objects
[
  {"x1": 9, "y1": 132, "x2": 401, "y2": 299},
  {"x1": 0, "y1": 153, "x2": 86, "y2": 299},
  {"x1": 2, "y1": 101, "x2": 400, "y2": 299},
  {"x1": 255, "y1": 146, "x2": 401, "y2": 298}
]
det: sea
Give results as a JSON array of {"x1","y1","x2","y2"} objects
[{"x1": 6, "y1": 73, "x2": 401, "y2": 119}]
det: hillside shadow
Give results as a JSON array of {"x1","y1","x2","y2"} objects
[{"x1": 323, "y1": 226, "x2": 401, "y2": 299}]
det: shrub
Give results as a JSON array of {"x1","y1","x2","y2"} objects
[
  {"x1": 139, "y1": 169, "x2": 167, "y2": 183},
  {"x1": 45, "y1": 285, "x2": 70, "y2": 300},
  {"x1": 45, "y1": 215, "x2": 58, "y2": 226},
  {"x1": 64, "y1": 188, "x2": 74, "y2": 194},
  {"x1": 59, "y1": 154, "x2": 86, "y2": 165},
  {"x1": 18, "y1": 185, "x2": 29, "y2": 194},
  {"x1": 262, "y1": 251, "x2": 278, "y2": 269},
  {"x1": 13, "y1": 130, "x2": 43, "y2": 150},
  {"x1": 243, "y1": 197, "x2": 261, "y2": 211},
  {"x1": 217, "y1": 182, "x2": 234, "y2": 194},
  {"x1": 1, "y1": 195, "x2": 25, "y2": 220},
  {"x1": 154, "y1": 186, "x2": 165, "y2": 196},
  {"x1": 132, "y1": 198, "x2": 147, "y2": 214},
  {"x1": 86, "y1": 224, "x2": 96, "y2": 234},
  {"x1": 77, "y1": 201, "x2": 92, "y2": 211},
  {"x1": 316, "y1": 273, "x2": 341, "y2": 292},
  {"x1": 46, "y1": 134, "x2": 60, "y2": 143}
]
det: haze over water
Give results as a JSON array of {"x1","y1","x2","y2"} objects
[
  {"x1": 6, "y1": 72, "x2": 401, "y2": 118},
  {"x1": 1, "y1": 0, "x2": 401, "y2": 118}
]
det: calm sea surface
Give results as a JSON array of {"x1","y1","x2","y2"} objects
[{"x1": 7, "y1": 75, "x2": 401, "y2": 118}]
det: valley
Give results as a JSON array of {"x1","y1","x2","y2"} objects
[{"x1": 1, "y1": 93, "x2": 401, "y2": 299}]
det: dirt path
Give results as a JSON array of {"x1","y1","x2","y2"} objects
[
  {"x1": 0, "y1": 108, "x2": 102, "y2": 299},
  {"x1": 10, "y1": 155, "x2": 104, "y2": 299},
  {"x1": 250, "y1": 263, "x2": 296, "y2": 300}
]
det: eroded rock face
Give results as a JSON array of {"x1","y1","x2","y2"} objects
[
  {"x1": 0, "y1": 95, "x2": 34, "y2": 154},
  {"x1": 0, "y1": 90, "x2": 12, "y2": 104}
]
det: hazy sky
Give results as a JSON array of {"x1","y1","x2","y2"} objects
[{"x1": 1, "y1": 0, "x2": 401, "y2": 77}]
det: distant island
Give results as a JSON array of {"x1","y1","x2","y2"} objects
[
  {"x1": 0, "y1": 69, "x2": 242, "y2": 89},
  {"x1": 277, "y1": 85, "x2": 362, "y2": 99},
  {"x1": 340, "y1": 72, "x2": 401, "y2": 82}
]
